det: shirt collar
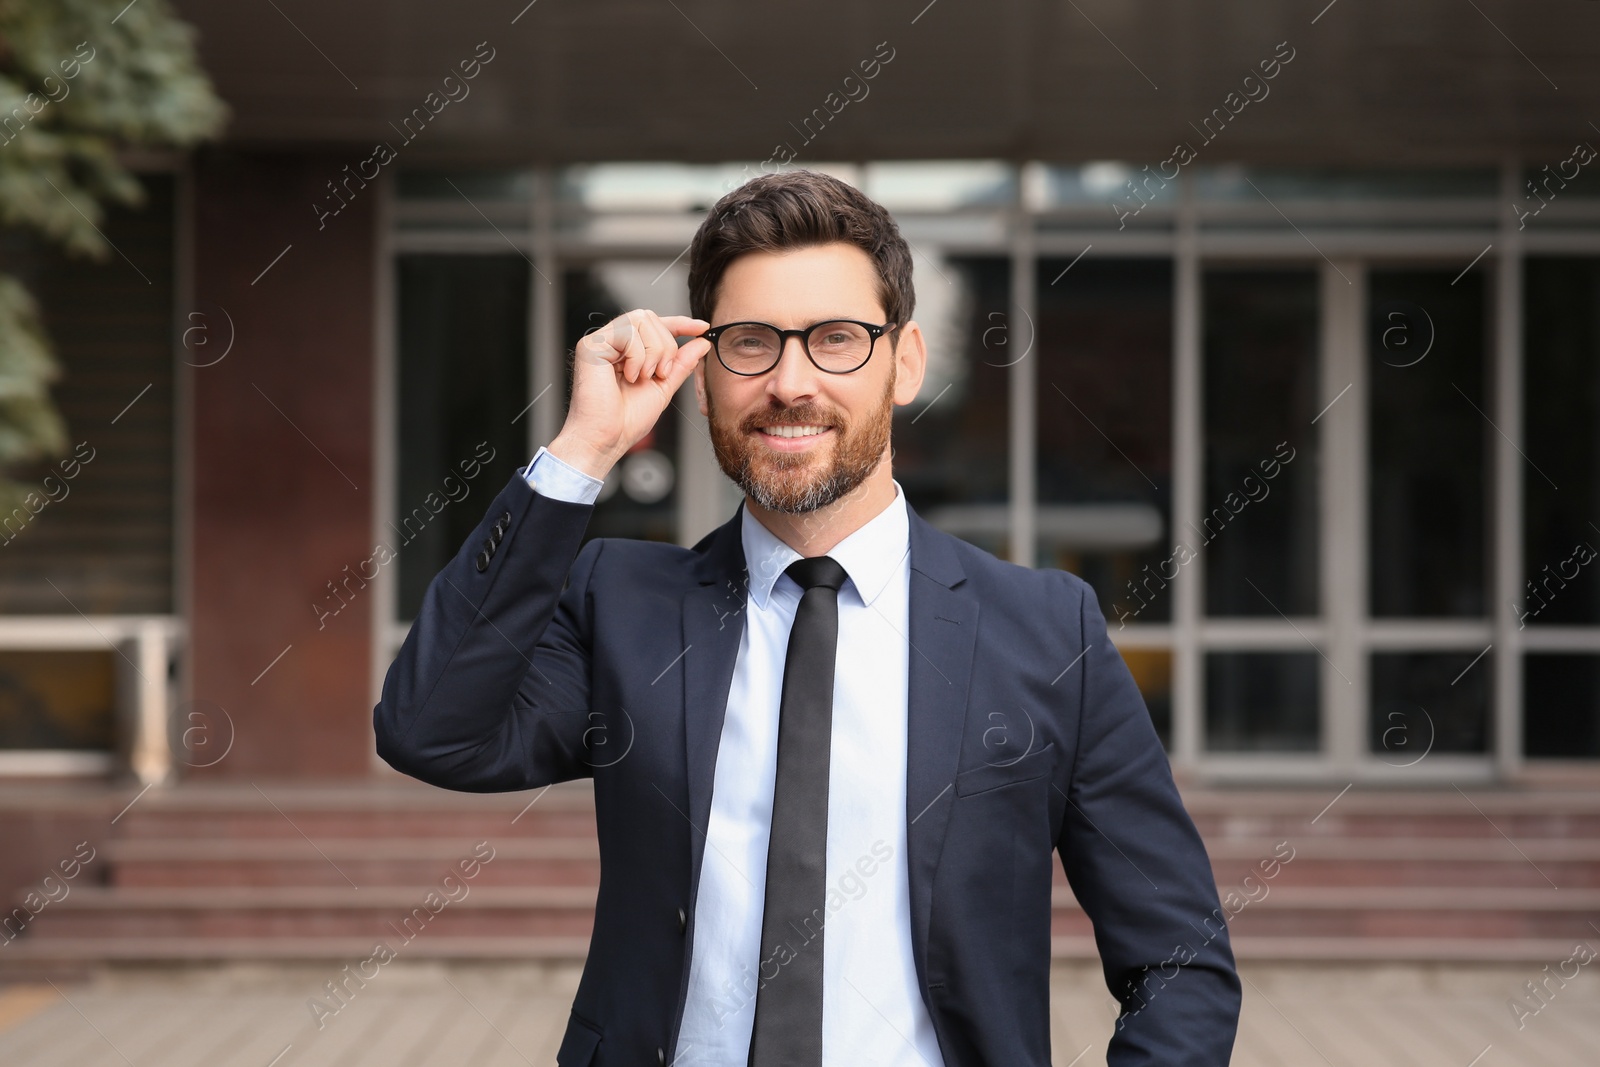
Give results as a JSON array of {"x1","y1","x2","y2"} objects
[{"x1": 741, "y1": 479, "x2": 909, "y2": 611}]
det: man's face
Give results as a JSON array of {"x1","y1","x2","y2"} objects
[{"x1": 694, "y1": 242, "x2": 924, "y2": 514}]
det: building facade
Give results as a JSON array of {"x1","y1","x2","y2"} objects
[{"x1": 4, "y1": 0, "x2": 1600, "y2": 790}]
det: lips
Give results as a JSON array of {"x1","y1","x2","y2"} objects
[
  {"x1": 753, "y1": 424, "x2": 833, "y2": 451},
  {"x1": 758, "y1": 424, "x2": 830, "y2": 438}
]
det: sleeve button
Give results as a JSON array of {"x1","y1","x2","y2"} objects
[{"x1": 475, "y1": 549, "x2": 492, "y2": 572}]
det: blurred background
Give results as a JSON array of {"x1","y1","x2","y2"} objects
[{"x1": 1, "y1": 0, "x2": 1598, "y2": 1063}]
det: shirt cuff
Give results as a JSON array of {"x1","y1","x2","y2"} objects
[{"x1": 520, "y1": 445, "x2": 604, "y2": 505}]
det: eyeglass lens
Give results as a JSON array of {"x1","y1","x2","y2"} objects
[{"x1": 715, "y1": 321, "x2": 873, "y2": 373}]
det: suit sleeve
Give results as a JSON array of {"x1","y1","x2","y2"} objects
[
  {"x1": 1054, "y1": 574, "x2": 1241, "y2": 1065},
  {"x1": 373, "y1": 470, "x2": 603, "y2": 792}
]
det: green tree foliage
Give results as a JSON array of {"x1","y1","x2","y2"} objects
[{"x1": 0, "y1": 0, "x2": 226, "y2": 505}]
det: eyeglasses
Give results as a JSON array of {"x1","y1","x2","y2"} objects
[{"x1": 700, "y1": 319, "x2": 896, "y2": 376}]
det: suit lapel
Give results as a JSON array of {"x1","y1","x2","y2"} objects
[
  {"x1": 680, "y1": 501, "x2": 750, "y2": 910},
  {"x1": 902, "y1": 505, "x2": 977, "y2": 987}
]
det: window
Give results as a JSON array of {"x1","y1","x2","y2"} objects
[
  {"x1": 0, "y1": 172, "x2": 176, "y2": 768},
  {"x1": 1368, "y1": 268, "x2": 1488, "y2": 618},
  {"x1": 387, "y1": 162, "x2": 1600, "y2": 777},
  {"x1": 893, "y1": 255, "x2": 1011, "y2": 560},
  {"x1": 1202, "y1": 268, "x2": 1320, "y2": 618},
  {"x1": 1036, "y1": 259, "x2": 1172, "y2": 613},
  {"x1": 395, "y1": 254, "x2": 530, "y2": 621}
]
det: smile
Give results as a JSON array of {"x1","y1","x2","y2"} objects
[
  {"x1": 759, "y1": 424, "x2": 829, "y2": 438},
  {"x1": 755, "y1": 425, "x2": 832, "y2": 451}
]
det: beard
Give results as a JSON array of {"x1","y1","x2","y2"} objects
[{"x1": 707, "y1": 367, "x2": 895, "y2": 515}]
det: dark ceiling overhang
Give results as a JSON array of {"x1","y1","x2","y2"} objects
[{"x1": 173, "y1": 0, "x2": 1600, "y2": 167}]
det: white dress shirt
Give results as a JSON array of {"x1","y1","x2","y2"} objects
[{"x1": 521, "y1": 446, "x2": 944, "y2": 1067}]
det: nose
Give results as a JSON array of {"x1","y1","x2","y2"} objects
[{"x1": 765, "y1": 331, "x2": 821, "y2": 405}]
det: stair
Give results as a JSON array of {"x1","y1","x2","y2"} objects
[
  {"x1": 1131, "y1": 788, "x2": 1600, "y2": 963},
  {"x1": 0, "y1": 780, "x2": 599, "y2": 971},
  {"x1": 2, "y1": 780, "x2": 1596, "y2": 970}
]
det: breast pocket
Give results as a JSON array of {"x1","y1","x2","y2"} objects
[{"x1": 954, "y1": 741, "x2": 1055, "y2": 798}]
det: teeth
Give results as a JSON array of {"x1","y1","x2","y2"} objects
[{"x1": 761, "y1": 425, "x2": 828, "y2": 438}]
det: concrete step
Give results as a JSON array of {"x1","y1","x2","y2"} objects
[
  {"x1": 105, "y1": 781, "x2": 594, "y2": 841},
  {"x1": 22, "y1": 886, "x2": 600, "y2": 941},
  {"x1": 0, "y1": 935, "x2": 595, "y2": 963},
  {"x1": 1049, "y1": 886, "x2": 1600, "y2": 941},
  {"x1": 103, "y1": 837, "x2": 600, "y2": 888},
  {"x1": 98, "y1": 835, "x2": 1600, "y2": 889},
  {"x1": 22, "y1": 884, "x2": 1598, "y2": 942},
  {"x1": 1190, "y1": 811, "x2": 1600, "y2": 840},
  {"x1": 101, "y1": 784, "x2": 1600, "y2": 840},
  {"x1": 111, "y1": 808, "x2": 594, "y2": 841},
  {"x1": 1183, "y1": 788, "x2": 1600, "y2": 840},
  {"x1": 1201, "y1": 837, "x2": 1600, "y2": 888},
  {"x1": 3, "y1": 932, "x2": 1593, "y2": 966}
]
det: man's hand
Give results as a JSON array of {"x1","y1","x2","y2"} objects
[{"x1": 549, "y1": 310, "x2": 711, "y2": 481}]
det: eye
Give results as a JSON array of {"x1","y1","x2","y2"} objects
[{"x1": 719, "y1": 325, "x2": 776, "y2": 352}]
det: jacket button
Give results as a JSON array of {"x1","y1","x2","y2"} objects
[
  {"x1": 475, "y1": 549, "x2": 492, "y2": 572},
  {"x1": 657, "y1": 1048, "x2": 665, "y2": 1065},
  {"x1": 499, "y1": 510, "x2": 512, "y2": 527},
  {"x1": 677, "y1": 907, "x2": 687, "y2": 933},
  {"x1": 490, "y1": 526, "x2": 504, "y2": 546}
]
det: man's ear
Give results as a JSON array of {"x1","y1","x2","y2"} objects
[
  {"x1": 694, "y1": 355, "x2": 710, "y2": 417},
  {"x1": 891, "y1": 320, "x2": 928, "y2": 407}
]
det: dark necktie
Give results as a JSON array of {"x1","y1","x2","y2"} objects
[{"x1": 747, "y1": 555, "x2": 850, "y2": 1067}]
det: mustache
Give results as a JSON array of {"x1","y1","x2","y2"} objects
[{"x1": 741, "y1": 407, "x2": 841, "y2": 431}]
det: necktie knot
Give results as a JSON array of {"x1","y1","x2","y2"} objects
[{"x1": 785, "y1": 555, "x2": 848, "y2": 594}]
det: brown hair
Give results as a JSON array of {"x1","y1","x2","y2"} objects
[{"x1": 687, "y1": 169, "x2": 915, "y2": 336}]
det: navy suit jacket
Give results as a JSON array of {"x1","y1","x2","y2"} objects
[{"x1": 374, "y1": 472, "x2": 1241, "y2": 1066}]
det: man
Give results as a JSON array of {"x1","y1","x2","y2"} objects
[{"x1": 374, "y1": 169, "x2": 1240, "y2": 1066}]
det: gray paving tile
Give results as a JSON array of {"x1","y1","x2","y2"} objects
[{"x1": 2, "y1": 963, "x2": 1598, "y2": 1066}]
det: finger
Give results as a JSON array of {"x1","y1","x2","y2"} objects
[
  {"x1": 620, "y1": 309, "x2": 651, "y2": 383},
  {"x1": 601, "y1": 310, "x2": 637, "y2": 353},
  {"x1": 670, "y1": 336, "x2": 712, "y2": 381},
  {"x1": 656, "y1": 314, "x2": 711, "y2": 338},
  {"x1": 648, "y1": 336, "x2": 710, "y2": 405},
  {"x1": 636, "y1": 311, "x2": 684, "y2": 381},
  {"x1": 654, "y1": 336, "x2": 710, "y2": 396},
  {"x1": 574, "y1": 321, "x2": 623, "y2": 369},
  {"x1": 643, "y1": 313, "x2": 681, "y2": 380},
  {"x1": 631, "y1": 311, "x2": 661, "y2": 382},
  {"x1": 586, "y1": 310, "x2": 640, "y2": 372}
]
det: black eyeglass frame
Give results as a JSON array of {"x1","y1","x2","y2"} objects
[{"x1": 699, "y1": 318, "x2": 898, "y2": 376}]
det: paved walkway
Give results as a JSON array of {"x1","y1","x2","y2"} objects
[{"x1": 0, "y1": 961, "x2": 1595, "y2": 1065}]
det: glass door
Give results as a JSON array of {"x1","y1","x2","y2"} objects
[
  {"x1": 1187, "y1": 256, "x2": 1498, "y2": 777},
  {"x1": 1364, "y1": 266, "x2": 1492, "y2": 768},
  {"x1": 1200, "y1": 266, "x2": 1324, "y2": 756}
]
